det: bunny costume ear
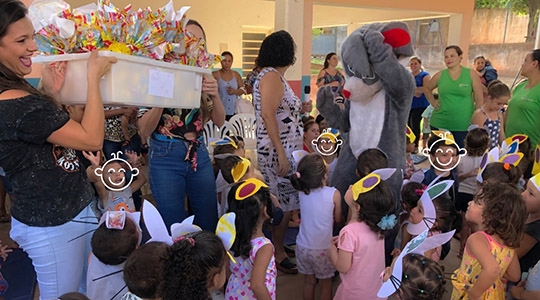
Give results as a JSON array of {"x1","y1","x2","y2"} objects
[
  {"x1": 407, "y1": 180, "x2": 453, "y2": 235},
  {"x1": 378, "y1": 229, "x2": 455, "y2": 298}
]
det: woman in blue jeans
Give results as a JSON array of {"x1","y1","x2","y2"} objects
[
  {"x1": 138, "y1": 20, "x2": 225, "y2": 232},
  {"x1": 0, "y1": 1, "x2": 117, "y2": 297}
]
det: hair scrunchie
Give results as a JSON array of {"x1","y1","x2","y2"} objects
[{"x1": 377, "y1": 214, "x2": 397, "y2": 230}]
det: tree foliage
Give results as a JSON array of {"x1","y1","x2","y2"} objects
[{"x1": 475, "y1": 0, "x2": 540, "y2": 41}]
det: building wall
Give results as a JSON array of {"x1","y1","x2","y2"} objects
[{"x1": 470, "y1": 8, "x2": 529, "y2": 44}]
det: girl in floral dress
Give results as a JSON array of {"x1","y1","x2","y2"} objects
[
  {"x1": 225, "y1": 178, "x2": 276, "y2": 299},
  {"x1": 451, "y1": 183, "x2": 527, "y2": 299}
]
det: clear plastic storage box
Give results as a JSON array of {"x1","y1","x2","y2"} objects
[{"x1": 32, "y1": 51, "x2": 211, "y2": 108}]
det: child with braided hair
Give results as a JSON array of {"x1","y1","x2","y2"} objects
[
  {"x1": 160, "y1": 231, "x2": 228, "y2": 300},
  {"x1": 389, "y1": 254, "x2": 446, "y2": 300}
]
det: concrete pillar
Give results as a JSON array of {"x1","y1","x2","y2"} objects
[
  {"x1": 448, "y1": 12, "x2": 473, "y2": 61},
  {"x1": 274, "y1": 0, "x2": 312, "y2": 98}
]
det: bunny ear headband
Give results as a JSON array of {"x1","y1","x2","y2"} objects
[
  {"x1": 405, "y1": 125, "x2": 416, "y2": 144},
  {"x1": 67, "y1": 210, "x2": 142, "y2": 244},
  {"x1": 231, "y1": 157, "x2": 251, "y2": 183},
  {"x1": 532, "y1": 143, "x2": 540, "y2": 176},
  {"x1": 292, "y1": 150, "x2": 309, "y2": 163},
  {"x1": 402, "y1": 170, "x2": 425, "y2": 189},
  {"x1": 210, "y1": 136, "x2": 238, "y2": 149},
  {"x1": 352, "y1": 168, "x2": 396, "y2": 200},
  {"x1": 407, "y1": 179, "x2": 454, "y2": 236},
  {"x1": 377, "y1": 229, "x2": 455, "y2": 298},
  {"x1": 476, "y1": 144, "x2": 524, "y2": 183},
  {"x1": 142, "y1": 200, "x2": 238, "y2": 263}
]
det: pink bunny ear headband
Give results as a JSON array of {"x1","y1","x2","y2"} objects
[
  {"x1": 378, "y1": 229, "x2": 454, "y2": 298},
  {"x1": 142, "y1": 200, "x2": 237, "y2": 263}
]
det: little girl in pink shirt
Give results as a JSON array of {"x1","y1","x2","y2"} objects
[{"x1": 329, "y1": 169, "x2": 397, "y2": 300}]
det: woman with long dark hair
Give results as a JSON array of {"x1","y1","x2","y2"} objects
[{"x1": 0, "y1": 0, "x2": 117, "y2": 297}]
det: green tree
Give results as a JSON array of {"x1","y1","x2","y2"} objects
[{"x1": 476, "y1": 0, "x2": 540, "y2": 42}]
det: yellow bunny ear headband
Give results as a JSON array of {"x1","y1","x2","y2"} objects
[
  {"x1": 231, "y1": 157, "x2": 251, "y2": 183},
  {"x1": 352, "y1": 168, "x2": 396, "y2": 200},
  {"x1": 210, "y1": 136, "x2": 238, "y2": 149},
  {"x1": 405, "y1": 125, "x2": 416, "y2": 144},
  {"x1": 431, "y1": 130, "x2": 455, "y2": 145},
  {"x1": 235, "y1": 178, "x2": 268, "y2": 200}
]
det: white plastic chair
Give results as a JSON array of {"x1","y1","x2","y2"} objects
[
  {"x1": 229, "y1": 113, "x2": 257, "y2": 149},
  {"x1": 203, "y1": 120, "x2": 234, "y2": 147}
]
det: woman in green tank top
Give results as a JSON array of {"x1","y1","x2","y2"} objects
[
  {"x1": 424, "y1": 45, "x2": 484, "y2": 148},
  {"x1": 505, "y1": 49, "x2": 540, "y2": 148}
]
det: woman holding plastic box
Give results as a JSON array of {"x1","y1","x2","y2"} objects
[
  {"x1": 0, "y1": 0, "x2": 117, "y2": 298},
  {"x1": 138, "y1": 19, "x2": 225, "y2": 232},
  {"x1": 253, "y1": 30, "x2": 312, "y2": 274}
]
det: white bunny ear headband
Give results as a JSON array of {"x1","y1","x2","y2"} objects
[
  {"x1": 292, "y1": 150, "x2": 310, "y2": 163},
  {"x1": 407, "y1": 179, "x2": 453, "y2": 236},
  {"x1": 402, "y1": 170, "x2": 425, "y2": 189},
  {"x1": 378, "y1": 229, "x2": 454, "y2": 298},
  {"x1": 67, "y1": 210, "x2": 142, "y2": 244},
  {"x1": 142, "y1": 200, "x2": 237, "y2": 263},
  {"x1": 476, "y1": 143, "x2": 524, "y2": 183}
]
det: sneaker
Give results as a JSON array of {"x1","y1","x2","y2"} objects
[{"x1": 411, "y1": 154, "x2": 428, "y2": 165}]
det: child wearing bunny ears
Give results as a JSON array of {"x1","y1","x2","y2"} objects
[
  {"x1": 379, "y1": 229, "x2": 455, "y2": 300},
  {"x1": 226, "y1": 178, "x2": 277, "y2": 299},
  {"x1": 451, "y1": 182, "x2": 526, "y2": 299},
  {"x1": 160, "y1": 231, "x2": 229, "y2": 300},
  {"x1": 407, "y1": 180, "x2": 458, "y2": 261},
  {"x1": 456, "y1": 127, "x2": 490, "y2": 258},
  {"x1": 329, "y1": 169, "x2": 397, "y2": 300},
  {"x1": 87, "y1": 211, "x2": 142, "y2": 300}
]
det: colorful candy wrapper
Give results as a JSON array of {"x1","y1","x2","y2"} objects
[{"x1": 29, "y1": 0, "x2": 77, "y2": 54}]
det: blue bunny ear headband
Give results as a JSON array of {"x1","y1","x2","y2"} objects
[
  {"x1": 142, "y1": 200, "x2": 237, "y2": 263},
  {"x1": 377, "y1": 229, "x2": 455, "y2": 298},
  {"x1": 407, "y1": 179, "x2": 454, "y2": 236}
]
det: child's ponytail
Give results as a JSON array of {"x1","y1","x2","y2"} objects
[
  {"x1": 482, "y1": 162, "x2": 522, "y2": 185},
  {"x1": 291, "y1": 153, "x2": 327, "y2": 195}
]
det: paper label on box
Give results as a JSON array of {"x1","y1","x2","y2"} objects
[{"x1": 148, "y1": 69, "x2": 175, "y2": 99}]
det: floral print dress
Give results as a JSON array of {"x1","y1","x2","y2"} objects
[
  {"x1": 225, "y1": 237, "x2": 277, "y2": 299},
  {"x1": 451, "y1": 231, "x2": 514, "y2": 299},
  {"x1": 253, "y1": 67, "x2": 302, "y2": 211}
]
